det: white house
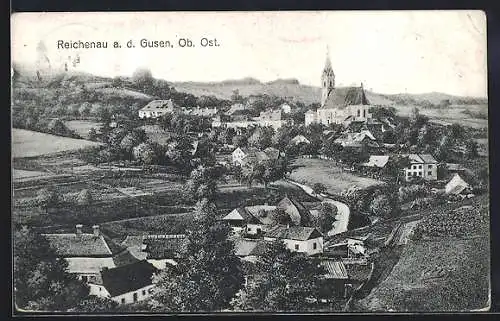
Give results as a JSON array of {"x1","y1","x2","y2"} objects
[
  {"x1": 88, "y1": 260, "x2": 158, "y2": 305},
  {"x1": 403, "y1": 154, "x2": 438, "y2": 182},
  {"x1": 445, "y1": 173, "x2": 471, "y2": 195},
  {"x1": 138, "y1": 99, "x2": 176, "y2": 119},
  {"x1": 231, "y1": 147, "x2": 280, "y2": 167},
  {"x1": 281, "y1": 103, "x2": 292, "y2": 114},
  {"x1": 264, "y1": 226, "x2": 324, "y2": 255},
  {"x1": 43, "y1": 225, "x2": 119, "y2": 283}
]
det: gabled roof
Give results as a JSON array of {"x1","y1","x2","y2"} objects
[
  {"x1": 277, "y1": 196, "x2": 311, "y2": 226},
  {"x1": 362, "y1": 155, "x2": 390, "y2": 168},
  {"x1": 223, "y1": 207, "x2": 262, "y2": 224},
  {"x1": 320, "y1": 260, "x2": 348, "y2": 279},
  {"x1": 445, "y1": 174, "x2": 470, "y2": 195},
  {"x1": 265, "y1": 226, "x2": 322, "y2": 241},
  {"x1": 43, "y1": 233, "x2": 114, "y2": 257},
  {"x1": 321, "y1": 86, "x2": 370, "y2": 110},
  {"x1": 101, "y1": 260, "x2": 158, "y2": 297},
  {"x1": 405, "y1": 154, "x2": 437, "y2": 164},
  {"x1": 142, "y1": 235, "x2": 188, "y2": 260},
  {"x1": 140, "y1": 99, "x2": 176, "y2": 112}
]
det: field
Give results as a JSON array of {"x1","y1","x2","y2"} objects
[
  {"x1": 12, "y1": 169, "x2": 52, "y2": 181},
  {"x1": 353, "y1": 236, "x2": 490, "y2": 312},
  {"x1": 12, "y1": 129, "x2": 102, "y2": 158},
  {"x1": 289, "y1": 158, "x2": 384, "y2": 195},
  {"x1": 64, "y1": 120, "x2": 103, "y2": 139},
  {"x1": 394, "y1": 104, "x2": 489, "y2": 129}
]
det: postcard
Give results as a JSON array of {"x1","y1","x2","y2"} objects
[{"x1": 11, "y1": 11, "x2": 490, "y2": 314}]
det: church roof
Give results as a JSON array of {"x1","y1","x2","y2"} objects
[{"x1": 320, "y1": 86, "x2": 370, "y2": 110}]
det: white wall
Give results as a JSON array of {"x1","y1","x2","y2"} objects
[
  {"x1": 111, "y1": 284, "x2": 156, "y2": 305},
  {"x1": 404, "y1": 163, "x2": 437, "y2": 181},
  {"x1": 264, "y1": 237, "x2": 323, "y2": 255},
  {"x1": 89, "y1": 283, "x2": 111, "y2": 298}
]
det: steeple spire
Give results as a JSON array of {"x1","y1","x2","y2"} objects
[{"x1": 324, "y1": 45, "x2": 332, "y2": 71}]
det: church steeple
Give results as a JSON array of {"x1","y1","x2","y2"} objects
[{"x1": 321, "y1": 46, "x2": 335, "y2": 106}]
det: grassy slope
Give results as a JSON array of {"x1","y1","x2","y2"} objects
[{"x1": 12, "y1": 128, "x2": 102, "y2": 158}]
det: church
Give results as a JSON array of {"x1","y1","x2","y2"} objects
[{"x1": 305, "y1": 50, "x2": 374, "y2": 126}]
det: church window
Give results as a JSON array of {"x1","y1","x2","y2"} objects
[
  {"x1": 357, "y1": 109, "x2": 361, "y2": 117},
  {"x1": 363, "y1": 109, "x2": 366, "y2": 118}
]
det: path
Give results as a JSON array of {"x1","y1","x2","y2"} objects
[{"x1": 285, "y1": 179, "x2": 350, "y2": 235}]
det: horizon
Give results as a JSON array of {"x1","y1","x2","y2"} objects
[{"x1": 11, "y1": 11, "x2": 487, "y2": 98}]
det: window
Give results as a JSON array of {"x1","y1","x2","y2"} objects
[
  {"x1": 295, "y1": 244, "x2": 299, "y2": 250},
  {"x1": 428, "y1": 165, "x2": 433, "y2": 169},
  {"x1": 428, "y1": 171, "x2": 432, "y2": 176},
  {"x1": 357, "y1": 109, "x2": 361, "y2": 117},
  {"x1": 418, "y1": 172, "x2": 422, "y2": 176},
  {"x1": 81, "y1": 275, "x2": 88, "y2": 282},
  {"x1": 133, "y1": 292, "x2": 138, "y2": 302},
  {"x1": 142, "y1": 290, "x2": 146, "y2": 296},
  {"x1": 247, "y1": 227, "x2": 252, "y2": 232},
  {"x1": 257, "y1": 228, "x2": 261, "y2": 234},
  {"x1": 363, "y1": 109, "x2": 366, "y2": 118},
  {"x1": 419, "y1": 165, "x2": 422, "y2": 169},
  {"x1": 121, "y1": 298, "x2": 125, "y2": 304},
  {"x1": 313, "y1": 243, "x2": 317, "y2": 250},
  {"x1": 99, "y1": 287, "x2": 102, "y2": 292},
  {"x1": 412, "y1": 165, "x2": 417, "y2": 169},
  {"x1": 413, "y1": 172, "x2": 417, "y2": 176}
]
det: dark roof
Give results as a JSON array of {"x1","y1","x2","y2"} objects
[
  {"x1": 265, "y1": 226, "x2": 322, "y2": 241},
  {"x1": 101, "y1": 260, "x2": 158, "y2": 297},
  {"x1": 112, "y1": 249, "x2": 140, "y2": 267},
  {"x1": 43, "y1": 233, "x2": 113, "y2": 257},
  {"x1": 277, "y1": 196, "x2": 311, "y2": 226},
  {"x1": 321, "y1": 86, "x2": 370, "y2": 109},
  {"x1": 142, "y1": 235, "x2": 188, "y2": 260},
  {"x1": 223, "y1": 207, "x2": 262, "y2": 224}
]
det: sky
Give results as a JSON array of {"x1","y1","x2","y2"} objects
[{"x1": 11, "y1": 11, "x2": 487, "y2": 97}]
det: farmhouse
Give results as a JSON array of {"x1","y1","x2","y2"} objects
[
  {"x1": 43, "y1": 225, "x2": 127, "y2": 283},
  {"x1": 222, "y1": 207, "x2": 264, "y2": 235},
  {"x1": 305, "y1": 49, "x2": 375, "y2": 127},
  {"x1": 334, "y1": 130, "x2": 378, "y2": 148},
  {"x1": 138, "y1": 99, "x2": 177, "y2": 119},
  {"x1": 264, "y1": 226, "x2": 324, "y2": 255},
  {"x1": 88, "y1": 260, "x2": 158, "y2": 305},
  {"x1": 445, "y1": 173, "x2": 471, "y2": 195},
  {"x1": 403, "y1": 154, "x2": 438, "y2": 182}
]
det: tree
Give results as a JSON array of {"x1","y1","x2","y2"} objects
[
  {"x1": 37, "y1": 188, "x2": 59, "y2": 213},
  {"x1": 232, "y1": 135, "x2": 247, "y2": 148},
  {"x1": 133, "y1": 142, "x2": 157, "y2": 165},
  {"x1": 312, "y1": 183, "x2": 327, "y2": 195},
  {"x1": 150, "y1": 199, "x2": 244, "y2": 312},
  {"x1": 231, "y1": 240, "x2": 324, "y2": 311},
  {"x1": 313, "y1": 203, "x2": 338, "y2": 233},
  {"x1": 76, "y1": 189, "x2": 93, "y2": 206},
  {"x1": 79, "y1": 102, "x2": 91, "y2": 118},
  {"x1": 369, "y1": 194, "x2": 393, "y2": 218},
  {"x1": 465, "y1": 140, "x2": 479, "y2": 159},
  {"x1": 88, "y1": 128, "x2": 98, "y2": 141},
  {"x1": 14, "y1": 228, "x2": 89, "y2": 311},
  {"x1": 231, "y1": 89, "x2": 243, "y2": 103},
  {"x1": 248, "y1": 127, "x2": 274, "y2": 149},
  {"x1": 269, "y1": 208, "x2": 292, "y2": 226},
  {"x1": 132, "y1": 67, "x2": 154, "y2": 91},
  {"x1": 47, "y1": 119, "x2": 68, "y2": 136},
  {"x1": 165, "y1": 135, "x2": 194, "y2": 171},
  {"x1": 185, "y1": 165, "x2": 223, "y2": 202}
]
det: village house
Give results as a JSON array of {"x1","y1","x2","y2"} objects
[
  {"x1": 305, "y1": 50, "x2": 375, "y2": 127},
  {"x1": 361, "y1": 155, "x2": 389, "y2": 169},
  {"x1": 263, "y1": 226, "x2": 324, "y2": 255},
  {"x1": 222, "y1": 207, "x2": 265, "y2": 235},
  {"x1": 276, "y1": 195, "x2": 312, "y2": 226},
  {"x1": 42, "y1": 225, "x2": 134, "y2": 284},
  {"x1": 403, "y1": 154, "x2": 438, "y2": 182},
  {"x1": 333, "y1": 130, "x2": 378, "y2": 148},
  {"x1": 231, "y1": 147, "x2": 280, "y2": 167},
  {"x1": 138, "y1": 99, "x2": 177, "y2": 119},
  {"x1": 258, "y1": 109, "x2": 288, "y2": 129},
  {"x1": 234, "y1": 238, "x2": 270, "y2": 263},
  {"x1": 88, "y1": 260, "x2": 158, "y2": 305}
]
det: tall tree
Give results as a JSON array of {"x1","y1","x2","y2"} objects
[
  {"x1": 184, "y1": 165, "x2": 223, "y2": 202},
  {"x1": 14, "y1": 229, "x2": 89, "y2": 311},
  {"x1": 151, "y1": 199, "x2": 244, "y2": 312}
]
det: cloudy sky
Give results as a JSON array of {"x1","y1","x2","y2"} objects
[{"x1": 11, "y1": 11, "x2": 487, "y2": 97}]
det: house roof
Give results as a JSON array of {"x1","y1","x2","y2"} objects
[
  {"x1": 362, "y1": 155, "x2": 390, "y2": 168},
  {"x1": 245, "y1": 205, "x2": 277, "y2": 225},
  {"x1": 277, "y1": 196, "x2": 311, "y2": 226},
  {"x1": 222, "y1": 207, "x2": 262, "y2": 224},
  {"x1": 320, "y1": 260, "x2": 348, "y2": 279},
  {"x1": 291, "y1": 135, "x2": 310, "y2": 145},
  {"x1": 142, "y1": 235, "x2": 188, "y2": 260},
  {"x1": 445, "y1": 174, "x2": 470, "y2": 195},
  {"x1": 265, "y1": 226, "x2": 322, "y2": 241},
  {"x1": 405, "y1": 154, "x2": 437, "y2": 164},
  {"x1": 321, "y1": 86, "x2": 370, "y2": 110},
  {"x1": 446, "y1": 163, "x2": 466, "y2": 171},
  {"x1": 101, "y1": 260, "x2": 158, "y2": 297},
  {"x1": 140, "y1": 99, "x2": 176, "y2": 112},
  {"x1": 43, "y1": 233, "x2": 114, "y2": 257}
]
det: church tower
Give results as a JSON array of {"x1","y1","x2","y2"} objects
[{"x1": 321, "y1": 47, "x2": 335, "y2": 106}]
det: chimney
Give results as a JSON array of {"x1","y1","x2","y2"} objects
[
  {"x1": 92, "y1": 225, "x2": 100, "y2": 237},
  {"x1": 76, "y1": 224, "x2": 83, "y2": 235}
]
